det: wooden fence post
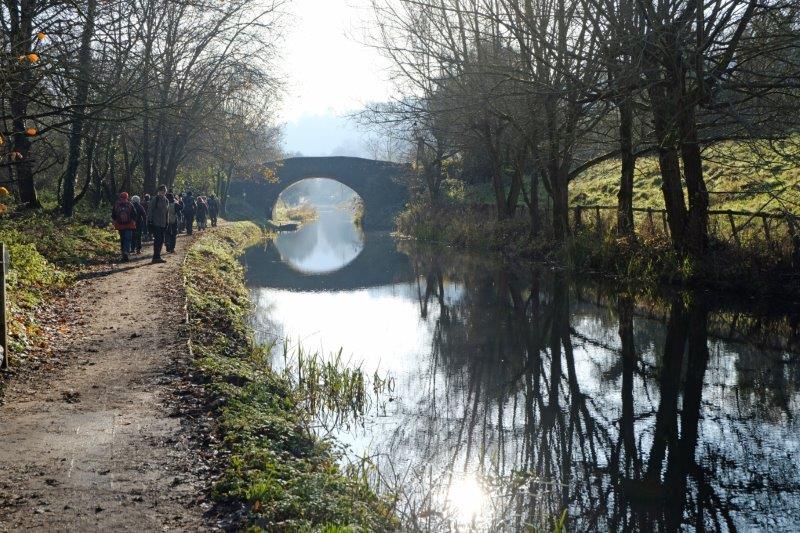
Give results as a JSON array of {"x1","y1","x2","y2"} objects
[
  {"x1": 727, "y1": 212, "x2": 742, "y2": 248},
  {"x1": 595, "y1": 206, "x2": 603, "y2": 236},
  {"x1": 1, "y1": 242, "x2": 8, "y2": 369},
  {"x1": 574, "y1": 206, "x2": 583, "y2": 233},
  {"x1": 787, "y1": 215, "x2": 800, "y2": 269},
  {"x1": 761, "y1": 215, "x2": 772, "y2": 246},
  {"x1": 647, "y1": 208, "x2": 655, "y2": 233}
]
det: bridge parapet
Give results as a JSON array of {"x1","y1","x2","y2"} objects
[{"x1": 229, "y1": 156, "x2": 410, "y2": 230}]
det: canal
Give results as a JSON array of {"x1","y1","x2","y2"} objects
[{"x1": 241, "y1": 205, "x2": 800, "y2": 531}]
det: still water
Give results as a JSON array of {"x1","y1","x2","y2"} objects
[{"x1": 242, "y1": 207, "x2": 800, "y2": 532}]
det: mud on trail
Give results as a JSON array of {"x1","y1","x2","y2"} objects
[{"x1": 0, "y1": 233, "x2": 213, "y2": 531}]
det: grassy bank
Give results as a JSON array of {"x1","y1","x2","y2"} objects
[
  {"x1": 272, "y1": 200, "x2": 318, "y2": 225},
  {"x1": 397, "y1": 202, "x2": 799, "y2": 300},
  {"x1": 0, "y1": 209, "x2": 118, "y2": 364},
  {"x1": 444, "y1": 140, "x2": 800, "y2": 215},
  {"x1": 570, "y1": 140, "x2": 800, "y2": 214},
  {"x1": 182, "y1": 222, "x2": 395, "y2": 531}
]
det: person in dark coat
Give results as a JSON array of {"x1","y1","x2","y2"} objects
[
  {"x1": 131, "y1": 195, "x2": 147, "y2": 254},
  {"x1": 183, "y1": 192, "x2": 196, "y2": 235},
  {"x1": 165, "y1": 193, "x2": 179, "y2": 253},
  {"x1": 146, "y1": 185, "x2": 169, "y2": 263},
  {"x1": 141, "y1": 194, "x2": 151, "y2": 241},
  {"x1": 208, "y1": 194, "x2": 220, "y2": 227},
  {"x1": 196, "y1": 196, "x2": 208, "y2": 230}
]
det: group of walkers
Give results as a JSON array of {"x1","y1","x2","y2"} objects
[{"x1": 111, "y1": 184, "x2": 220, "y2": 263}]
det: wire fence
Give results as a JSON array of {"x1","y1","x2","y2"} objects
[{"x1": 571, "y1": 204, "x2": 800, "y2": 259}]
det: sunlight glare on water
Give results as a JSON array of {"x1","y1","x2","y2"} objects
[{"x1": 445, "y1": 476, "x2": 489, "y2": 527}]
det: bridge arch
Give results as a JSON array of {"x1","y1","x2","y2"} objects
[{"x1": 229, "y1": 156, "x2": 410, "y2": 230}]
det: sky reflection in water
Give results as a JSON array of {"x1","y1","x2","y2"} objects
[
  {"x1": 273, "y1": 208, "x2": 363, "y2": 274},
  {"x1": 245, "y1": 215, "x2": 800, "y2": 532}
]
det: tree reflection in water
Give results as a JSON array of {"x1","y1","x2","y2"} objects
[{"x1": 376, "y1": 246, "x2": 800, "y2": 532}]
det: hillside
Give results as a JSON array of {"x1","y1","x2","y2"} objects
[
  {"x1": 442, "y1": 140, "x2": 800, "y2": 216},
  {"x1": 570, "y1": 140, "x2": 800, "y2": 215}
]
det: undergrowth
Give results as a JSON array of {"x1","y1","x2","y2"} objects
[
  {"x1": 0, "y1": 208, "x2": 117, "y2": 359},
  {"x1": 182, "y1": 221, "x2": 396, "y2": 532},
  {"x1": 398, "y1": 203, "x2": 800, "y2": 300}
]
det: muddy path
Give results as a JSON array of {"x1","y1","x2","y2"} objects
[{"x1": 0, "y1": 232, "x2": 212, "y2": 531}]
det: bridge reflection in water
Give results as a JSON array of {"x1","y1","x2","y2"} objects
[
  {"x1": 242, "y1": 225, "x2": 413, "y2": 292},
  {"x1": 242, "y1": 225, "x2": 800, "y2": 531}
]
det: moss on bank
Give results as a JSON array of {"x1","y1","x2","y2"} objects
[
  {"x1": 0, "y1": 209, "x2": 118, "y2": 360},
  {"x1": 182, "y1": 222, "x2": 395, "y2": 532}
]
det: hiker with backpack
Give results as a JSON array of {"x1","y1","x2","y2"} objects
[
  {"x1": 208, "y1": 194, "x2": 219, "y2": 227},
  {"x1": 146, "y1": 185, "x2": 170, "y2": 264},
  {"x1": 183, "y1": 192, "x2": 196, "y2": 235},
  {"x1": 111, "y1": 192, "x2": 136, "y2": 262},
  {"x1": 131, "y1": 195, "x2": 147, "y2": 254}
]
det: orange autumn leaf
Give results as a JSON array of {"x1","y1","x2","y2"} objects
[
  {"x1": 0, "y1": 187, "x2": 9, "y2": 197},
  {"x1": 37, "y1": 32, "x2": 46, "y2": 42},
  {"x1": 26, "y1": 53, "x2": 40, "y2": 63},
  {"x1": 25, "y1": 127, "x2": 37, "y2": 136}
]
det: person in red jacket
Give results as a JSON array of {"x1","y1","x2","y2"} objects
[{"x1": 111, "y1": 192, "x2": 137, "y2": 262}]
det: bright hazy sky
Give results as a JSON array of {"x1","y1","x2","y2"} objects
[{"x1": 278, "y1": 0, "x2": 393, "y2": 156}]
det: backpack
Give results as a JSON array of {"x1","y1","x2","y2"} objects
[{"x1": 116, "y1": 201, "x2": 132, "y2": 224}]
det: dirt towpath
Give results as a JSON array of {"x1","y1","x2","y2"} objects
[{"x1": 0, "y1": 232, "x2": 209, "y2": 531}]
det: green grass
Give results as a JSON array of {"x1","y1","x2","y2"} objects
[
  {"x1": 444, "y1": 139, "x2": 800, "y2": 216},
  {"x1": 0, "y1": 208, "x2": 118, "y2": 359},
  {"x1": 272, "y1": 200, "x2": 318, "y2": 225},
  {"x1": 570, "y1": 139, "x2": 800, "y2": 214},
  {"x1": 182, "y1": 222, "x2": 396, "y2": 532}
]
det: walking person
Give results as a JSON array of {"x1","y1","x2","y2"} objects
[
  {"x1": 175, "y1": 194, "x2": 185, "y2": 233},
  {"x1": 141, "y1": 194, "x2": 152, "y2": 242},
  {"x1": 111, "y1": 192, "x2": 136, "y2": 262},
  {"x1": 196, "y1": 196, "x2": 208, "y2": 230},
  {"x1": 208, "y1": 194, "x2": 219, "y2": 227},
  {"x1": 165, "y1": 193, "x2": 179, "y2": 253},
  {"x1": 147, "y1": 185, "x2": 169, "y2": 264},
  {"x1": 131, "y1": 195, "x2": 147, "y2": 254},
  {"x1": 183, "y1": 192, "x2": 196, "y2": 235}
]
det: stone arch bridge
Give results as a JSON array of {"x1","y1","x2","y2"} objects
[{"x1": 228, "y1": 156, "x2": 410, "y2": 230}]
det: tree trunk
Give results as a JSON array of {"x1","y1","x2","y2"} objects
[
  {"x1": 9, "y1": 105, "x2": 39, "y2": 209},
  {"x1": 551, "y1": 167, "x2": 569, "y2": 243},
  {"x1": 62, "y1": 0, "x2": 97, "y2": 217},
  {"x1": 8, "y1": 5, "x2": 40, "y2": 209},
  {"x1": 649, "y1": 86, "x2": 688, "y2": 251},
  {"x1": 74, "y1": 131, "x2": 97, "y2": 204},
  {"x1": 506, "y1": 149, "x2": 526, "y2": 216},
  {"x1": 678, "y1": 107, "x2": 709, "y2": 256},
  {"x1": 616, "y1": 101, "x2": 635, "y2": 237},
  {"x1": 530, "y1": 170, "x2": 541, "y2": 237},
  {"x1": 489, "y1": 148, "x2": 508, "y2": 221}
]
